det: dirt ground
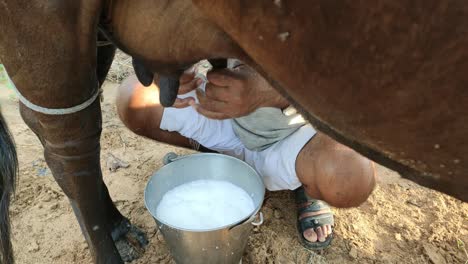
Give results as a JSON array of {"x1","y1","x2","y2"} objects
[{"x1": 1, "y1": 55, "x2": 467, "y2": 264}]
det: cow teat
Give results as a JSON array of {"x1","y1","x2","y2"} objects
[
  {"x1": 132, "y1": 57, "x2": 154, "y2": 87},
  {"x1": 158, "y1": 75, "x2": 180, "y2": 107}
]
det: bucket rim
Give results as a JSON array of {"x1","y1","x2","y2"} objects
[{"x1": 144, "y1": 153, "x2": 266, "y2": 232}]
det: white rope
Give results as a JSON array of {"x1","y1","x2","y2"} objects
[{"x1": 5, "y1": 69, "x2": 100, "y2": 115}]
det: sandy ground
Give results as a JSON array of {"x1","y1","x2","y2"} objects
[{"x1": 1, "y1": 57, "x2": 467, "y2": 263}]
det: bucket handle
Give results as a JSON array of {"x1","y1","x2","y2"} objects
[
  {"x1": 251, "y1": 212, "x2": 264, "y2": 226},
  {"x1": 229, "y1": 211, "x2": 264, "y2": 232},
  {"x1": 163, "y1": 152, "x2": 183, "y2": 165}
]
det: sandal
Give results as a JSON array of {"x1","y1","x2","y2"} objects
[{"x1": 295, "y1": 186, "x2": 334, "y2": 250}]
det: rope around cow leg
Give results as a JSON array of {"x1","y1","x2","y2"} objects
[{"x1": 4, "y1": 68, "x2": 101, "y2": 115}]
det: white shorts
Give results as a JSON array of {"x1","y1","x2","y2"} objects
[{"x1": 160, "y1": 94, "x2": 316, "y2": 191}]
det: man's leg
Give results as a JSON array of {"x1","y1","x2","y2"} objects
[
  {"x1": 295, "y1": 132, "x2": 376, "y2": 242},
  {"x1": 244, "y1": 124, "x2": 375, "y2": 244},
  {"x1": 296, "y1": 133, "x2": 376, "y2": 207},
  {"x1": 116, "y1": 75, "x2": 192, "y2": 148}
]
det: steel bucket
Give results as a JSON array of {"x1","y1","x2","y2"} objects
[{"x1": 144, "y1": 153, "x2": 265, "y2": 264}]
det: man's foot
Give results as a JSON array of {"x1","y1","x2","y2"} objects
[{"x1": 295, "y1": 186, "x2": 334, "y2": 250}]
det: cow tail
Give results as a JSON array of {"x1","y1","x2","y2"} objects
[{"x1": 0, "y1": 110, "x2": 17, "y2": 264}]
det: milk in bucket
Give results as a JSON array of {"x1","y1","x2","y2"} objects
[{"x1": 156, "y1": 179, "x2": 255, "y2": 230}]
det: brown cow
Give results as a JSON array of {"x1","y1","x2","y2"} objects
[
  {"x1": 190, "y1": 0, "x2": 468, "y2": 202},
  {"x1": 0, "y1": 0, "x2": 466, "y2": 263}
]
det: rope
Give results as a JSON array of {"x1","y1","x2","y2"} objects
[
  {"x1": 5, "y1": 69, "x2": 100, "y2": 115},
  {"x1": 97, "y1": 40, "x2": 113, "y2": 47}
]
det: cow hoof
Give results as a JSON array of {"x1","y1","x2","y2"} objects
[{"x1": 111, "y1": 219, "x2": 149, "y2": 262}]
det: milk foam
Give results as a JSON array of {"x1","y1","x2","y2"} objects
[{"x1": 156, "y1": 180, "x2": 255, "y2": 230}]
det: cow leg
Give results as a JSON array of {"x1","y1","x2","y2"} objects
[
  {"x1": 20, "y1": 100, "x2": 124, "y2": 264},
  {"x1": 96, "y1": 31, "x2": 117, "y2": 87},
  {"x1": 0, "y1": 1, "x2": 147, "y2": 262},
  {"x1": 95, "y1": 35, "x2": 149, "y2": 262},
  {"x1": 21, "y1": 100, "x2": 147, "y2": 263}
]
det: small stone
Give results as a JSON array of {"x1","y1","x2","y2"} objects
[
  {"x1": 406, "y1": 199, "x2": 420, "y2": 207},
  {"x1": 106, "y1": 153, "x2": 130, "y2": 172},
  {"x1": 349, "y1": 246, "x2": 358, "y2": 259},
  {"x1": 423, "y1": 243, "x2": 447, "y2": 264},
  {"x1": 253, "y1": 226, "x2": 260, "y2": 233},
  {"x1": 276, "y1": 256, "x2": 294, "y2": 264},
  {"x1": 156, "y1": 231, "x2": 165, "y2": 243},
  {"x1": 27, "y1": 241, "x2": 40, "y2": 252},
  {"x1": 434, "y1": 144, "x2": 440, "y2": 149},
  {"x1": 49, "y1": 203, "x2": 59, "y2": 210},
  {"x1": 273, "y1": 209, "x2": 281, "y2": 219},
  {"x1": 395, "y1": 233, "x2": 402, "y2": 241}
]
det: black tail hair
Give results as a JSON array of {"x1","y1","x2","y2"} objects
[{"x1": 0, "y1": 110, "x2": 17, "y2": 264}]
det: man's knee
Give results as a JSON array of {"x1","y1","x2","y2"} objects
[
  {"x1": 116, "y1": 75, "x2": 163, "y2": 136},
  {"x1": 298, "y1": 134, "x2": 376, "y2": 208},
  {"x1": 321, "y1": 147, "x2": 375, "y2": 208}
]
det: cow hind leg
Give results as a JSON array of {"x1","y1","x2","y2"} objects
[
  {"x1": 95, "y1": 32, "x2": 149, "y2": 262},
  {"x1": 96, "y1": 31, "x2": 117, "y2": 87},
  {"x1": 20, "y1": 81, "x2": 147, "y2": 264},
  {"x1": 20, "y1": 101, "x2": 125, "y2": 264}
]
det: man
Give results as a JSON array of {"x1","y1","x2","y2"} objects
[{"x1": 116, "y1": 60, "x2": 375, "y2": 249}]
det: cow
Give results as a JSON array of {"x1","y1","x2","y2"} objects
[{"x1": 0, "y1": 0, "x2": 466, "y2": 263}]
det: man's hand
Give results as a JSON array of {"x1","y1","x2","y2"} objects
[
  {"x1": 173, "y1": 64, "x2": 289, "y2": 120},
  {"x1": 171, "y1": 72, "x2": 202, "y2": 108}
]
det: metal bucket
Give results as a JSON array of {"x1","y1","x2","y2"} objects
[{"x1": 144, "y1": 153, "x2": 265, "y2": 264}]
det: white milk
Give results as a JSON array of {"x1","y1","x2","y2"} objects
[{"x1": 156, "y1": 179, "x2": 255, "y2": 230}]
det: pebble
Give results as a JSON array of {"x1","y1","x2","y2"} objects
[
  {"x1": 49, "y1": 203, "x2": 59, "y2": 210},
  {"x1": 42, "y1": 196, "x2": 52, "y2": 202},
  {"x1": 273, "y1": 209, "x2": 281, "y2": 219},
  {"x1": 348, "y1": 246, "x2": 358, "y2": 259},
  {"x1": 156, "y1": 231, "x2": 165, "y2": 243},
  {"x1": 395, "y1": 233, "x2": 402, "y2": 241},
  {"x1": 253, "y1": 226, "x2": 260, "y2": 233},
  {"x1": 423, "y1": 243, "x2": 447, "y2": 264},
  {"x1": 106, "y1": 153, "x2": 130, "y2": 172},
  {"x1": 27, "y1": 241, "x2": 40, "y2": 252},
  {"x1": 81, "y1": 242, "x2": 89, "y2": 250}
]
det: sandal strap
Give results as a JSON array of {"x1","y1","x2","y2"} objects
[
  {"x1": 297, "y1": 200, "x2": 330, "y2": 215},
  {"x1": 299, "y1": 213, "x2": 335, "y2": 231},
  {"x1": 295, "y1": 186, "x2": 330, "y2": 210}
]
